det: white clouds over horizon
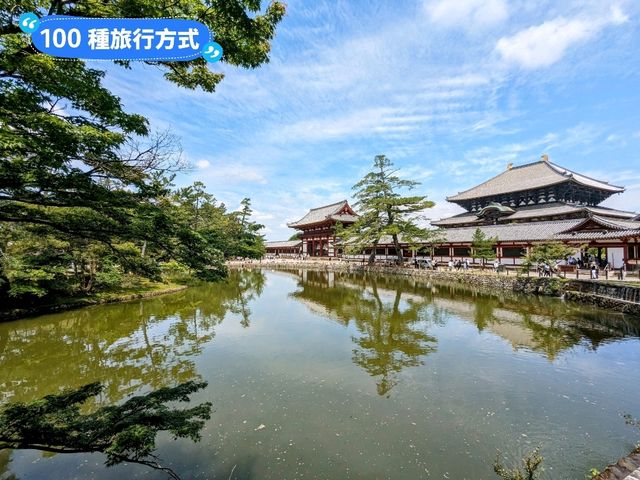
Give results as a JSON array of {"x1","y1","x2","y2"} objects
[
  {"x1": 103, "y1": 0, "x2": 640, "y2": 240},
  {"x1": 425, "y1": 0, "x2": 509, "y2": 30},
  {"x1": 495, "y1": 5, "x2": 630, "y2": 69}
]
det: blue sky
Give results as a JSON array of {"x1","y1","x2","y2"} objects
[{"x1": 102, "y1": 0, "x2": 640, "y2": 240}]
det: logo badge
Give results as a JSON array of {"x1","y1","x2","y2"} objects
[
  {"x1": 201, "y1": 41, "x2": 223, "y2": 62},
  {"x1": 19, "y1": 12, "x2": 40, "y2": 33}
]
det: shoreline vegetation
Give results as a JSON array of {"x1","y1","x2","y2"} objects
[
  {"x1": 3, "y1": 259, "x2": 640, "y2": 322},
  {"x1": 0, "y1": 279, "x2": 188, "y2": 322}
]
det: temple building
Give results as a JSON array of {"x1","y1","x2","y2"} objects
[
  {"x1": 263, "y1": 240, "x2": 302, "y2": 257},
  {"x1": 266, "y1": 200, "x2": 358, "y2": 257},
  {"x1": 265, "y1": 157, "x2": 640, "y2": 268},
  {"x1": 431, "y1": 156, "x2": 640, "y2": 268}
]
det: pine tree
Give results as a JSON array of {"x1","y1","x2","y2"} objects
[
  {"x1": 339, "y1": 155, "x2": 436, "y2": 264},
  {"x1": 471, "y1": 228, "x2": 498, "y2": 268},
  {"x1": 0, "y1": 381, "x2": 212, "y2": 480}
]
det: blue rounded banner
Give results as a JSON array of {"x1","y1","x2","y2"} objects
[{"x1": 31, "y1": 15, "x2": 211, "y2": 61}]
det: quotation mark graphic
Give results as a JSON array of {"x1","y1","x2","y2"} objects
[
  {"x1": 201, "y1": 41, "x2": 223, "y2": 62},
  {"x1": 19, "y1": 12, "x2": 40, "y2": 34}
]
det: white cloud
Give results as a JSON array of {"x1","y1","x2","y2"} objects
[
  {"x1": 495, "y1": 6, "x2": 629, "y2": 69},
  {"x1": 195, "y1": 159, "x2": 210, "y2": 169},
  {"x1": 428, "y1": 201, "x2": 466, "y2": 224},
  {"x1": 197, "y1": 163, "x2": 268, "y2": 185},
  {"x1": 425, "y1": 0, "x2": 508, "y2": 29},
  {"x1": 602, "y1": 184, "x2": 640, "y2": 213},
  {"x1": 271, "y1": 107, "x2": 422, "y2": 143}
]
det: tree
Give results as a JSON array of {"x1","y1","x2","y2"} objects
[
  {"x1": 227, "y1": 198, "x2": 265, "y2": 259},
  {"x1": 523, "y1": 242, "x2": 576, "y2": 272},
  {"x1": 471, "y1": 228, "x2": 498, "y2": 268},
  {"x1": 339, "y1": 155, "x2": 436, "y2": 264},
  {"x1": 0, "y1": 1, "x2": 284, "y2": 296},
  {"x1": 0, "y1": 381, "x2": 212, "y2": 480},
  {"x1": 408, "y1": 227, "x2": 446, "y2": 259},
  {"x1": 494, "y1": 448, "x2": 543, "y2": 480}
]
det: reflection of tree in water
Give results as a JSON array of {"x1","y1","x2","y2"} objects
[
  {"x1": 222, "y1": 269, "x2": 265, "y2": 328},
  {"x1": 0, "y1": 450, "x2": 18, "y2": 480},
  {"x1": 352, "y1": 279, "x2": 437, "y2": 395},
  {"x1": 286, "y1": 268, "x2": 640, "y2": 391},
  {"x1": 290, "y1": 270, "x2": 440, "y2": 395},
  {"x1": 0, "y1": 269, "x2": 265, "y2": 406}
]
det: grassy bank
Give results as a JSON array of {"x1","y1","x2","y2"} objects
[{"x1": 0, "y1": 279, "x2": 189, "y2": 322}]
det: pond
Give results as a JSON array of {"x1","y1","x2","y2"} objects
[{"x1": 1, "y1": 268, "x2": 640, "y2": 479}]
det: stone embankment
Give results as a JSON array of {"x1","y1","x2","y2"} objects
[
  {"x1": 595, "y1": 450, "x2": 640, "y2": 480},
  {"x1": 229, "y1": 259, "x2": 640, "y2": 315},
  {"x1": 563, "y1": 280, "x2": 640, "y2": 315}
]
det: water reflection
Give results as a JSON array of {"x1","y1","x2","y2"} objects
[
  {"x1": 283, "y1": 268, "x2": 640, "y2": 393},
  {"x1": 1, "y1": 268, "x2": 639, "y2": 480},
  {"x1": 289, "y1": 270, "x2": 440, "y2": 395},
  {"x1": 0, "y1": 450, "x2": 18, "y2": 480},
  {"x1": 0, "y1": 269, "x2": 265, "y2": 405}
]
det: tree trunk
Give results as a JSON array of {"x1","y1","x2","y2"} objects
[
  {"x1": 368, "y1": 241, "x2": 378, "y2": 265},
  {"x1": 392, "y1": 234, "x2": 402, "y2": 264}
]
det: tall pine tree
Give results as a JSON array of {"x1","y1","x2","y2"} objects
[{"x1": 340, "y1": 155, "x2": 436, "y2": 264}]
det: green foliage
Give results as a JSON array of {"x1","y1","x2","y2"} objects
[
  {"x1": 494, "y1": 448, "x2": 543, "y2": 480},
  {"x1": 623, "y1": 413, "x2": 640, "y2": 453},
  {"x1": 168, "y1": 187, "x2": 264, "y2": 261},
  {"x1": 471, "y1": 228, "x2": 498, "y2": 266},
  {"x1": 523, "y1": 242, "x2": 576, "y2": 270},
  {"x1": 1, "y1": 1, "x2": 281, "y2": 301},
  {"x1": 0, "y1": 381, "x2": 212, "y2": 480},
  {"x1": 289, "y1": 232, "x2": 302, "y2": 241},
  {"x1": 339, "y1": 155, "x2": 436, "y2": 264}
]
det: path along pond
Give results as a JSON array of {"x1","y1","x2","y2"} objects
[{"x1": 1, "y1": 268, "x2": 640, "y2": 479}]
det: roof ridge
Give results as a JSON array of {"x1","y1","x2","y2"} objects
[
  {"x1": 447, "y1": 160, "x2": 553, "y2": 200},
  {"x1": 308, "y1": 199, "x2": 347, "y2": 211},
  {"x1": 547, "y1": 161, "x2": 624, "y2": 189},
  {"x1": 461, "y1": 218, "x2": 579, "y2": 228}
]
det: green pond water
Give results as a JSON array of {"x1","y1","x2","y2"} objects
[{"x1": 1, "y1": 268, "x2": 640, "y2": 480}]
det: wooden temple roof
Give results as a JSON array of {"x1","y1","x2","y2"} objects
[
  {"x1": 447, "y1": 160, "x2": 624, "y2": 203},
  {"x1": 265, "y1": 240, "x2": 302, "y2": 249},
  {"x1": 432, "y1": 202, "x2": 637, "y2": 227},
  {"x1": 287, "y1": 200, "x2": 358, "y2": 228},
  {"x1": 372, "y1": 215, "x2": 640, "y2": 244}
]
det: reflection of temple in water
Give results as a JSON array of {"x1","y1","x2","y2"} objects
[{"x1": 280, "y1": 268, "x2": 640, "y2": 370}]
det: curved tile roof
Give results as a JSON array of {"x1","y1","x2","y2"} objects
[
  {"x1": 447, "y1": 160, "x2": 624, "y2": 202},
  {"x1": 288, "y1": 200, "x2": 358, "y2": 228},
  {"x1": 265, "y1": 240, "x2": 302, "y2": 248},
  {"x1": 432, "y1": 202, "x2": 637, "y2": 227}
]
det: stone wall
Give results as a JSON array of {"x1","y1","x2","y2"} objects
[
  {"x1": 229, "y1": 259, "x2": 640, "y2": 314},
  {"x1": 229, "y1": 260, "x2": 564, "y2": 295},
  {"x1": 594, "y1": 450, "x2": 640, "y2": 480},
  {"x1": 562, "y1": 280, "x2": 640, "y2": 316}
]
